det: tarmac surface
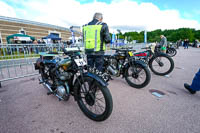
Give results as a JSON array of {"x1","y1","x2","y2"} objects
[{"x1": 0, "y1": 47, "x2": 200, "y2": 133}]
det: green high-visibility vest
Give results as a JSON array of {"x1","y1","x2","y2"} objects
[{"x1": 83, "y1": 25, "x2": 105, "y2": 52}]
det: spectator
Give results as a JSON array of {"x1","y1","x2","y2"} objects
[
  {"x1": 193, "y1": 40, "x2": 197, "y2": 47},
  {"x1": 159, "y1": 35, "x2": 167, "y2": 53},
  {"x1": 33, "y1": 40, "x2": 39, "y2": 54},
  {"x1": 177, "y1": 39, "x2": 181, "y2": 49},
  {"x1": 184, "y1": 69, "x2": 200, "y2": 94},
  {"x1": 184, "y1": 39, "x2": 189, "y2": 49}
]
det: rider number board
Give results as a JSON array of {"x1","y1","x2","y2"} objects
[{"x1": 74, "y1": 58, "x2": 87, "y2": 66}]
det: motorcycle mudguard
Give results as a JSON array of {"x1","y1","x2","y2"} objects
[
  {"x1": 87, "y1": 72, "x2": 108, "y2": 86},
  {"x1": 73, "y1": 72, "x2": 108, "y2": 101},
  {"x1": 152, "y1": 52, "x2": 169, "y2": 59},
  {"x1": 74, "y1": 72, "x2": 108, "y2": 87},
  {"x1": 125, "y1": 60, "x2": 147, "y2": 68},
  {"x1": 35, "y1": 58, "x2": 42, "y2": 70},
  {"x1": 134, "y1": 60, "x2": 148, "y2": 68}
]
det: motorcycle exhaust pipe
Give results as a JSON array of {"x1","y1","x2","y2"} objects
[
  {"x1": 38, "y1": 78, "x2": 64, "y2": 101},
  {"x1": 43, "y1": 82, "x2": 53, "y2": 93},
  {"x1": 55, "y1": 94, "x2": 64, "y2": 101},
  {"x1": 107, "y1": 65, "x2": 118, "y2": 76},
  {"x1": 43, "y1": 83, "x2": 64, "y2": 100},
  {"x1": 39, "y1": 78, "x2": 53, "y2": 93}
]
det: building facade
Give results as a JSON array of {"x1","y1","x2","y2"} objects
[{"x1": 0, "y1": 16, "x2": 80, "y2": 44}]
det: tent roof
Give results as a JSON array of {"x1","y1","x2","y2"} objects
[
  {"x1": 42, "y1": 34, "x2": 61, "y2": 40},
  {"x1": 6, "y1": 33, "x2": 35, "y2": 43}
]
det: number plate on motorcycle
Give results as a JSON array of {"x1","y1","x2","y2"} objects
[
  {"x1": 128, "y1": 51, "x2": 134, "y2": 56},
  {"x1": 74, "y1": 58, "x2": 87, "y2": 66}
]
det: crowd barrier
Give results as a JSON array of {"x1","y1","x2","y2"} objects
[{"x1": 0, "y1": 43, "x2": 146, "y2": 87}]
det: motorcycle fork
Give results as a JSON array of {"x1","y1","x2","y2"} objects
[
  {"x1": 129, "y1": 61, "x2": 142, "y2": 75},
  {"x1": 155, "y1": 56, "x2": 162, "y2": 64},
  {"x1": 76, "y1": 69, "x2": 88, "y2": 94},
  {"x1": 68, "y1": 76, "x2": 74, "y2": 94}
]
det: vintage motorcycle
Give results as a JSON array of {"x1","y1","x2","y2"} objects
[
  {"x1": 102, "y1": 48, "x2": 151, "y2": 89},
  {"x1": 134, "y1": 44, "x2": 174, "y2": 76},
  {"x1": 34, "y1": 47, "x2": 113, "y2": 121}
]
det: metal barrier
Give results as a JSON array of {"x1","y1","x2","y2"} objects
[
  {"x1": 0, "y1": 43, "x2": 146, "y2": 87},
  {"x1": 0, "y1": 44, "x2": 72, "y2": 87}
]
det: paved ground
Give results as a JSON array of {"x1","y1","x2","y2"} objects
[{"x1": 0, "y1": 47, "x2": 200, "y2": 133}]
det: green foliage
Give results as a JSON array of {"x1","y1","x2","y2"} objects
[{"x1": 119, "y1": 28, "x2": 199, "y2": 43}]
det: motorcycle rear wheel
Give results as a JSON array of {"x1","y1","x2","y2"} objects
[{"x1": 166, "y1": 48, "x2": 177, "y2": 57}]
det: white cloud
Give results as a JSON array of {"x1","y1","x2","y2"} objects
[
  {"x1": 1, "y1": 0, "x2": 200, "y2": 31},
  {"x1": 0, "y1": 1, "x2": 16, "y2": 17}
]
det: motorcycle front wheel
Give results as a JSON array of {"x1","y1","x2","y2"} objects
[
  {"x1": 76, "y1": 76, "x2": 113, "y2": 121},
  {"x1": 124, "y1": 64, "x2": 151, "y2": 89}
]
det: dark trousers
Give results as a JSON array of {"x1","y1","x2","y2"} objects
[
  {"x1": 87, "y1": 54, "x2": 104, "y2": 72},
  {"x1": 191, "y1": 69, "x2": 200, "y2": 91},
  {"x1": 184, "y1": 44, "x2": 188, "y2": 49}
]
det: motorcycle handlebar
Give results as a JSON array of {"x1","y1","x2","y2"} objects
[
  {"x1": 141, "y1": 47, "x2": 149, "y2": 49},
  {"x1": 111, "y1": 48, "x2": 136, "y2": 52},
  {"x1": 62, "y1": 47, "x2": 81, "y2": 56}
]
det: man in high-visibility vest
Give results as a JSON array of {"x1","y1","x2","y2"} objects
[{"x1": 83, "y1": 13, "x2": 111, "y2": 71}]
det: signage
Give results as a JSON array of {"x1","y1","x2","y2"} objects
[{"x1": 14, "y1": 36, "x2": 31, "y2": 41}]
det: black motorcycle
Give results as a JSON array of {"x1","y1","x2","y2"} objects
[
  {"x1": 102, "y1": 48, "x2": 151, "y2": 89},
  {"x1": 34, "y1": 48, "x2": 113, "y2": 121}
]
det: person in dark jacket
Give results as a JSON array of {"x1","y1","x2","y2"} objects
[
  {"x1": 83, "y1": 13, "x2": 111, "y2": 71},
  {"x1": 184, "y1": 39, "x2": 189, "y2": 49}
]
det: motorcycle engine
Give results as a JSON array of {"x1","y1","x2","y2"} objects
[
  {"x1": 56, "y1": 83, "x2": 70, "y2": 101},
  {"x1": 58, "y1": 68, "x2": 72, "y2": 81},
  {"x1": 57, "y1": 86, "x2": 66, "y2": 97},
  {"x1": 107, "y1": 59, "x2": 119, "y2": 76}
]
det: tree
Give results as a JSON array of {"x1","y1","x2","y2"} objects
[{"x1": 122, "y1": 28, "x2": 198, "y2": 43}]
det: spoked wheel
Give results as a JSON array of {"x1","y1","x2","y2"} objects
[
  {"x1": 149, "y1": 54, "x2": 174, "y2": 76},
  {"x1": 125, "y1": 64, "x2": 151, "y2": 89},
  {"x1": 76, "y1": 76, "x2": 113, "y2": 121},
  {"x1": 166, "y1": 48, "x2": 177, "y2": 57}
]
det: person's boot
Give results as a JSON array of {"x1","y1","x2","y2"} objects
[{"x1": 184, "y1": 83, "x2": 196, "y2": 94}]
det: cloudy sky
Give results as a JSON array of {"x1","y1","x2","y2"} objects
[{"x1": 0, "y1": 0, "x2": 200, "y2": 32}]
